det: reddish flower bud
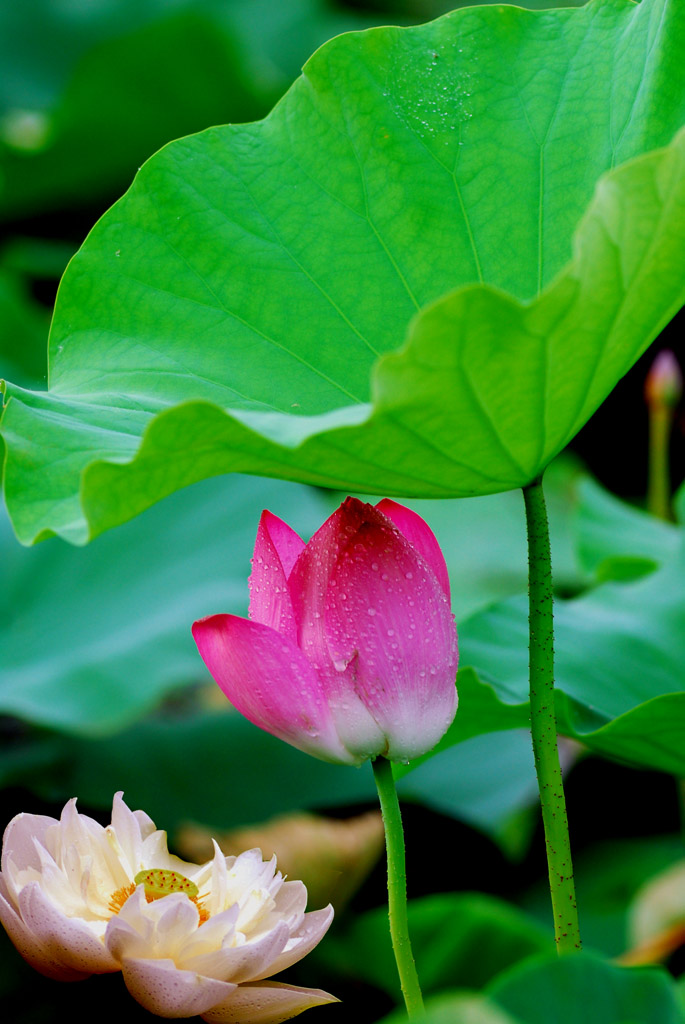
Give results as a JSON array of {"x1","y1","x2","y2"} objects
[
  {"x1": 645, "y1": 350, "x2": 683, "y2": 408},
  {"x1": 193, "y1": 498, "x2": 458, "y2": 765}
]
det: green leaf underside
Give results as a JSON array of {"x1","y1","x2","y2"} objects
[
  {"x1": 378, "y1": 993, "x2": 523, "y2": 1024},
  {"x1": 451, "y1": 523, "x2": 685, "y2": 774},
  {"x1": 1, "y1": 0, "x2": 684, "y2": 543},
  {"x1": 432, "y1": 668, "x2": 685, "y2": 778},
  {"x1": 0, "y1": 474, "x2": 334, "y2": 734},
  {"x1": 319, "y1": 893, "x2": 551, "y2": 1002},
  {"x1": 488, "y1": 952, "x2": 685, "y2": 1024},
  {"x1": 463, "y1": 558, "x2": 685, "y2": 724}
]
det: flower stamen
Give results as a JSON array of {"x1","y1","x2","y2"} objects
[
  {"x1": 108, "y1": 882, "x2": 136, "y2": 915},
  {"x1": 108, "y1": 870, "x2": 209, "y2": 924},
  {"x1": 193, "y1": 897, "x2": 210, "y2": 924}
]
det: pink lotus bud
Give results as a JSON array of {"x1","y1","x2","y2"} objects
[
  {"x1": 193, "y1": 498, "x2": 458, "y2": 765},
  {"x1": 645, "y1": 350, "x2": 683, "y2": 407}
]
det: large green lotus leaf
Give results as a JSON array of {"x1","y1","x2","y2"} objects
[
  {"x1": 317, "y1": 893, "x2": 550, "y2": 1002},
  {"x1": 2, "y1": 0, "x2": 684, "y2": 544},
  {"x1": 488, "y1": 952, "x2": 684, "y2": 1024}
]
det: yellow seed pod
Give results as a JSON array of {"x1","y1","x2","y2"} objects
[{"x1": 133, "y1": 868, "x2": 199, "y2": 900}]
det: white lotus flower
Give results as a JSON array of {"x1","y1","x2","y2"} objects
[{"x1": 0, "y1": 793, "x2": 337, "y2": 1022}]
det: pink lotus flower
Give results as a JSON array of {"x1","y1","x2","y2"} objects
[
  {"x1": 193, "y1": 498, "x2": 458, "y2": 765},
  {"x1": 0, "y1": 794, "x2": 336, "y2": 1022}
]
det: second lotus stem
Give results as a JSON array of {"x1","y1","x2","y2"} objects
[{"x1": 523, "y1": 475, "x2": 581, "y2": 953}]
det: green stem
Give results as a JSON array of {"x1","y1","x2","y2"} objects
[
  {"x1": 523, "y1": 476, "x2": 581, "y2": 954},
  {"x1": 372, "y1": 757, "x2": 425, "y2": 1018},
  {"x1": 647, "y1": 403, "x2": 674, "y2": 521}
]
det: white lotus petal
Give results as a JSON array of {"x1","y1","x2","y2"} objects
[
  {"x1": 18, "y1": 882, "x2": 118, "y2": 973},
  {"x1": 0, "y1": 876, "x2": 86, "y2": 981},
  {"x1": 268, "y1": 881, "x2": 307, "y2": 930},
  {"x1": 258, "y1": 907, "x2": 334, "y2": 979},
  {"x1": 207, "y1": 839, "x2": 230, "y2": 917},
  {"x1": 183, "y1": 921, "x2": 290, "y2": 984},
  {"x1": 140, "y1": 829, "x2": 176, "y2": 867},
  {"x1": 106, "y1": 888, "x2": 200, "y2": 960},
  {"x1": 202, "y1": 981, "x2": 339, "y2": 1023},
  {"x1": 122, "y1": 956, "x2": 237, "y2": 1018},
  {"x1": 106, "y1": 792, "x2": 151, "y2": 879},
  {"x1": 226, "y1": 851, "x2": 282, "y2": 905},
  {"x1": 1, "y1": 813, "x2": 54, "y2": 879},
  {"x1": 181, "y1": 904, "x2": 240, "y2": 959},
  {"x1": 141, "y1": 829, "x2": 212, "y2": 886}
]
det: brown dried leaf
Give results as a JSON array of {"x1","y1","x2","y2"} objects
[{"x1": 177, "y1": 809, "x2": 384, "y2": 911}]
